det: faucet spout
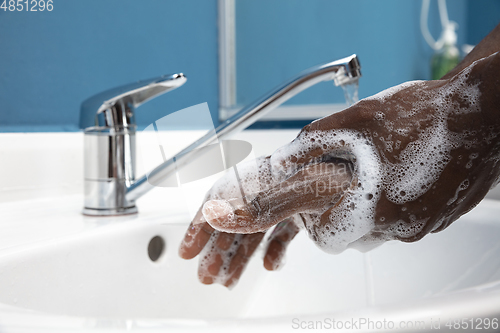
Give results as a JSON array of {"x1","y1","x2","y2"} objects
[
  {"x1": 125, "y1": 54, "x2": 361, "y2": 205},
  {"x1": 81, "y1": 55, "x2": 360, "y2": 216}
]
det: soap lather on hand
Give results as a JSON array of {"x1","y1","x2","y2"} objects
[
  {"x1": 201, "y1": 160, "x2": 354, "y2": 234},
  {"x1": 179, "y1": 23, "x2": 500, "y2": 289}
]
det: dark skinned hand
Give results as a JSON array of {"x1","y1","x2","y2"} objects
[{"x1": 179, "y1": 24, "x2": 500, "y2": 288}]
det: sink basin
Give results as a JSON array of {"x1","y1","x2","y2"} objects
[{"x1": 0, "y1": 132, "x2": 499, "y2": 332}]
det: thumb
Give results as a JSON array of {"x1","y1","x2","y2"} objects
[
  {"x1": 269, "y1": 106, "x2": 374, "y2": 183},
  {"x1": 202, "y1": 159, "x2": 354, "y2": 234}
]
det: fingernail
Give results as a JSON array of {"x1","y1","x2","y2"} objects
[
  {"x1": 202, "y1": 200, "x2": 235, "y2": 225},
  {"x1": 200, "y1": 276, "x2": 214, "y2": 285}
]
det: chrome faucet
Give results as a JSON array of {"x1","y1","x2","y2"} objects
[{"x1": 80, "y1": 54, "x2": 361, "y2": 216}]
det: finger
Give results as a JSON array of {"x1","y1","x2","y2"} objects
[
  {"x1": 196, "y1": 231, "x2": 237, "y2": 284},
  {"x1": 178, "y1": 221, "x2": 215, "y2": 260},
  {"x1": 269, "y1": 112, "x2": 360, "y2": 179},
  {"x1": 196, "y1": 232, "x2": 226, "y2": 284},
  {"x1": 263, "y1": 217, "x2": 301, "y2": 271},
  {"x1": 303, "y1": 196, "x2": 365, "y2": 254},
  {"x1": 203, "y1": 160, "x2": 353, "y2": 234},
  {"x1": 196, "y1": 232, "x2": 265, "y2": 288},
  {"x1": 223, "y1": 232, "x2": 265, "y2": 288},
  {"x1": 215, "y1": 232, "x2": 236, "y2": 251}
]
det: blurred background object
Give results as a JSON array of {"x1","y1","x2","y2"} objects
[{"x1": 420, "y1": 0, "x2": 460, "y2": 79}]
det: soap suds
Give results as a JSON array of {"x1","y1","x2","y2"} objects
[
  {"x1": 191, "y1": 156, "x2": 275, "y2": 287},
  {"x1": 271, "y1": 130, "x2": 382, "y2": 254},
  {"x1": 379, "y1": 64, "x2": 480, "y2": 205},
  {"x1": 203, "y1": 200, "x2": 236, "y2": 228}
]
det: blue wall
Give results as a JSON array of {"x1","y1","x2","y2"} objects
[
  {"x1": 467, "y1": 0, "x2": 500, "y2": 44},
  {"x1": 235, "y1": 0, "x2": 468, "y2": 106},
  {"x1": 0, "y1": 0, "x2": 218, "y2": 131},
  {"x1": 236, "y1": 0, "x2": 500, "y2": 107},
  {"x1": 0, "y1": 0, "x2": 498, "y2": 131}
]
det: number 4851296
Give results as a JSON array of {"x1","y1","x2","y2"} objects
[{"x1": 1, "y1": 0, "x2": 53, "y2": 11}]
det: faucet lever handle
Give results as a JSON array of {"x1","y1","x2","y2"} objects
[{"x1": 79, "y1": 73, "x2": 187, "y2": 129}]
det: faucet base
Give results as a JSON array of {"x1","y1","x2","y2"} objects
[{"x1": 82, "y1": 206, "x2": 138, "y2": 217}]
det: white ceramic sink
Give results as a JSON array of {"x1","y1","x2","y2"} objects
[{"x1": 0, "y1": 132, "x2": 499, "y2": 332}]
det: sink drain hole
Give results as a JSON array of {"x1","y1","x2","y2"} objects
[{"x1": 148, "y1": 236, "x2": 165, "y2": 262}]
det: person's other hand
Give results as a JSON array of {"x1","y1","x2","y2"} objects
[
  {"x1": 178, "y1": 154, "x2": 353, "y2": 288},
  {"x1": 177, "y1": 157, "x2": 303, "y2": 288}
]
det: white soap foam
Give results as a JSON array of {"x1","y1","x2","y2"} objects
[
  {"x1": 380, "y1": 65, "x2": 481, "y2": 205},
  {"x1": 270, "y1": 129, "x2": 382, "y2": 254},
  {"x1": 382, "y1": 118, "x2": 463, "y2": 204},
  {"x1": 206, "y1": 156, "x2": 274, "y2": 202}
]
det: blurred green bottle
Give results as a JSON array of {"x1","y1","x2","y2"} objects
[{"x1": 431, "y1": 23, "x2": 460, "y2": 80}]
